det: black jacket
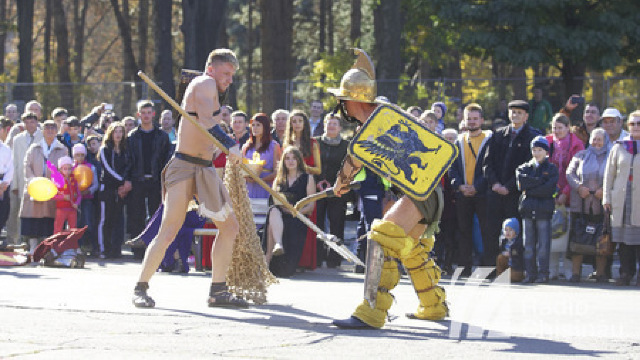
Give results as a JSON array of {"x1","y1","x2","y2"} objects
[
  {"x1": 127, "y1": 125, "x2": 171, "y2": 182},
  {"x1": 315, "y1": 136, "x2": 349, "y2": 185},
  {"x1": 99, "y1": 146, "x2": 132, "y2": 190},
  {"x1": 516, "y1": 158, "x2": 558, "y2": 220},
  {"x1": 449, "y1": 131, "x2": 492, "y2": 195},
  {"x1": 483, "y1": 123, "x2": 540, "y2": 193}
]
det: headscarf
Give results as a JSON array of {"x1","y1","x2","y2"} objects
[{"x1": 580, "y1": 128, "x2": 610, "y2": 186}]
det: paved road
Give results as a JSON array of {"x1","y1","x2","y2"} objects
[{"x1": 1, "y1": 257, "x2": 639, "y2": 359}]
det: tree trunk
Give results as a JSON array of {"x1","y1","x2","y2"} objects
[
  {"x1": 561, "y1": 58, "x2": 587, "y2": 124},
  {"x1": 14, "y1": 0, "x2": 35, "y2": 102},
  {"x1": 350, "y1": 0, "x2": 361, "y2": 46},
  {"x1": 0, "y1": 0, "x2": 5, "y2": 75},
  {"x1": 138, "y1": 0, "x2": 149, "y2": 74},
  {"x1": 111, "y1": 0, "x2": 139, "y2": 114},
  {"x1": 373, "y1": 1, "x2": 402, "y2": 103},
  {"x1": 73, "y1": 0, "x2": 88, "y2": 112},
  {"x1": 509, "y1": 66, "x2": 527, "y2": 101},
  {"x1": 246, "y1": 0, "x2": 254, "y2": 115},
  {"x1": 319, "y1": 0, "x2": 325, "y2": 53},
  {"x1": 561, "y1": 58, "x2": 586, "y2": 100},
  {"x1": 181, "y1": 0, "x2": 228, "y2": 70},
  {"x1": 327, "y1": 0, "x2": 333, "y2": 55},
  {"x1": 260, "y1": 0, "x2": 294, "y2": 113},
  {"x1": 52, "y1": 0, "x2": 74, "y2": 112},
  {"x1": 446, "y1": 50, "x2": 463, "y2": 107},
  {"x1": 44, "y1": 0, "x2": 52, "y2": 77},
  {"x1": 153, "y1": 0, "x2": 175, "y2": 106}
]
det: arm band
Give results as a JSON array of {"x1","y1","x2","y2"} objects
[{"x1": 208, "y1": 124, "x2": 236, "y2": 150}]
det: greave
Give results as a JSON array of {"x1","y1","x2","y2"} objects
[{"x1": 402, "y1": 235, "x2": 448, "y2": 320}]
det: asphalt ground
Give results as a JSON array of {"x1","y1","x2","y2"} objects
[{"x1": 1, "y1": 254, "x2": 639, "y2": 360}]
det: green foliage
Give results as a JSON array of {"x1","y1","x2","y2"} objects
[{"x1": 430, "y1": 0, "x2": 640, "y2": 72}]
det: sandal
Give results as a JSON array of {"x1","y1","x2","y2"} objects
[
  {"x1": 207, "y1": 291, "x2": 249, "y2": 308},
  {"x1": 125, "y1": 238, "x2": 146, "y2": 248},
  {"x1": 132, "y1": 282, "x2": 156, "y2": 308},
  {"x1": 272, "y1": 242, "x2": 285, "y2": 256},
  {"x1": 207, "y1": 283, "x2": 248, "y2": 308}
]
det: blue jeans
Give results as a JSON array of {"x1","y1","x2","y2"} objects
[
  {"x1": 78, "y1": 199, "x2": 94, "y2": 250},
  {"x1": 523, "y1": 218, "x2": 551, "y2": 279},
  {"x1": 356, "y1": 190, "x2": 384, "y2": 263}
]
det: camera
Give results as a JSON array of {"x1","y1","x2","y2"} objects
[
  {"x1": 104, "y1": 104, "x2": 113, "y2": 111},
  {"x1": 570, "y1": 96, "x2": 585, "y2": 105}
]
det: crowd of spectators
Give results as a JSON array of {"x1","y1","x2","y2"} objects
[{"x1": 1, "y1": 90, "x2": 638, "y2": 287}]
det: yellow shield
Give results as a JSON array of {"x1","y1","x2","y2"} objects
[{"x1": 349, "y1": 104, "x2": 458, "y2": 201}]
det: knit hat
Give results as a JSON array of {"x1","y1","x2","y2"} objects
[
  {"x1": 431, "y1": 102, "x2": 447, "y2": 116},
  {"x1": 502, "y1": 218, "x2": 520, "y2": 236},
  {"x1": 72, "y1": 143, "x2": 87, "y2": 155},
  {"x1": 58, "y1": 156, "x2": 73, "y2": 168},
  {"x1": 530, "y1": 135, "x2": 550, "y2": 153}
]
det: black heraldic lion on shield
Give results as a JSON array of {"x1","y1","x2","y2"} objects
[{"x1": 357, "y1": 119, "x2": 441, "y2": 185}]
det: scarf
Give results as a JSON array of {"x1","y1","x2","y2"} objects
[
  {"x1": 321, "y1": 134, "x2": 343, "y2": 146},
  {"x1": 551, "y1": 133, "x2": 571, "y2": 171},
  {"x1": 618, "y1": 140, "x2": 640, "y2": 155},
  {"x1": 40, "y1": 138, "x2": 60, "y2": 159},
  {"x1": 580, "y1": 141, "x2": 610, "y2": 188}
]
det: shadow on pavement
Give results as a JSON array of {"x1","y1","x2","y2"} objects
[
  {"x1": 0, "y1": 268, "x2": 48, "y2": 279},
  {"x1": 154, "y1": 304, "x2": 616, "y2": 356}
]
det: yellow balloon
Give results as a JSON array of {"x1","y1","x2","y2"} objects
[
  {"x1": 27, "y1": 177, "x2": 58, "y2": 202},
  {"x1": 73, "y1": 165, "x2": 93, "y2": 191}
]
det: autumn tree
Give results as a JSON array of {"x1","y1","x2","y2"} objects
[
  {"x1": 52, "y1": 0, "x2": 74, "y2": 112},
  {"x1": 14, "y1": 0, "x2": 34, "y2": 102},
  {"x1": 432, "y1": 0, "x2": 640, "y2": 98},
  {"x1": 373, "y1": 1, "x2": 402, "y2": 102},
  {"x1": 181, "y1": 0, "x2": 228, "y2": 70},
  {"x1": 259, "y1": 0, "x2": 294, "y2": 113},
  {"x1": 111, "y1": 0, "x2": 139, "y2": 114},
  {"x1": 153, "y1": 0, "x2": 175, "y2": 104}
]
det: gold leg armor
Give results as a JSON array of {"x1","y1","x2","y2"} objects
[
  {"x1": 402, "y1": 235, "x2": 448, "y2": 321},
  {"x1": 352, "y1": 220, "x2": 411, "y2": 328}
]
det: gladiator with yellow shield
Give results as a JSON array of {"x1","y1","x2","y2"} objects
[{"x1": 329, "y1": 49, "x2": 458, "y2": 329}]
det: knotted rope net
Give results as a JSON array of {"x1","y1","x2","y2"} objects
[{"x1": 223, "y1": 162, "x2": 277, "y2": 304}]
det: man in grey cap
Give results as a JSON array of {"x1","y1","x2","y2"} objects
[
  {"x1": 480, "y1": 100, "x2": 541, "y2": 275},
  {"x1": 600, "y1": 107, "x2": 628, "y2": 142}
]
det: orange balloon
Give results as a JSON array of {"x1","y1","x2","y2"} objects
[{"x1": 73, "y1": 165, "x2": 93, "y2": 191}]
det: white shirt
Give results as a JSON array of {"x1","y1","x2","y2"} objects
[
  {"x1": 0, "y1": 142, "x2": 13, "y2": 185},
  {"x1": 12, "y1": 128, "x2": 43, "y2": 193},
  {"x1": 618, "y1": 130, "x2": 630, "y2": 141}
]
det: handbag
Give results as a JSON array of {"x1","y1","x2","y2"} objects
[
  {"x1": 552, "y1": 205, "x2": 569, "y2": 238},
  {"x1": 596, "y1": 208, "x2": 615, "y2": 256},
  {"x1": 569, "y1": 199, "x2": 602, "y2": 256}
]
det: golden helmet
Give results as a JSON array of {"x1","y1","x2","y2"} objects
[{"x1": 328, "y1": 49, "x2": 376, "y2": 103}]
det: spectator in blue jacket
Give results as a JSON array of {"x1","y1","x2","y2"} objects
[
  {"x1": 516, "y1": 136, "x2": 559, "y2": 283},
  {"x1": 496, "y1": 218, "x2": 524, "y2": 282}
]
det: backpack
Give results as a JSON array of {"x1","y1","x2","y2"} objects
[{"x1": 33, "y1": 226, "x2": 88, "y2": 268}]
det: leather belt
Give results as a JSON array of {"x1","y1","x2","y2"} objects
[{"x1": 174, "y1": 152, "x2": 212, "y2": 167}]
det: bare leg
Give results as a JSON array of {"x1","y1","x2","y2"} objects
[
  {"x1": 595, "y1": 255, "x2": 606, "y2": 277},
  {"x1": 265, "y1": 207, "x2": 284, "y2": 265},
  {"x1": 572, "y1": 255, "x2": 583, "y2": 276},
  {"x1": 382, "y1": 196, "x2": 423, "y2": 236},
  {"x1": 137, "y1": 179, "x2": 192, "y2": 283},
  {"x1": 210, "y1": 211, "x2": 239, "y2": 283}
]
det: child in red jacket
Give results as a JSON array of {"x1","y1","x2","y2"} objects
[{"x1": 53, "y1": 156, "x2": 81, "y2": 234}]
